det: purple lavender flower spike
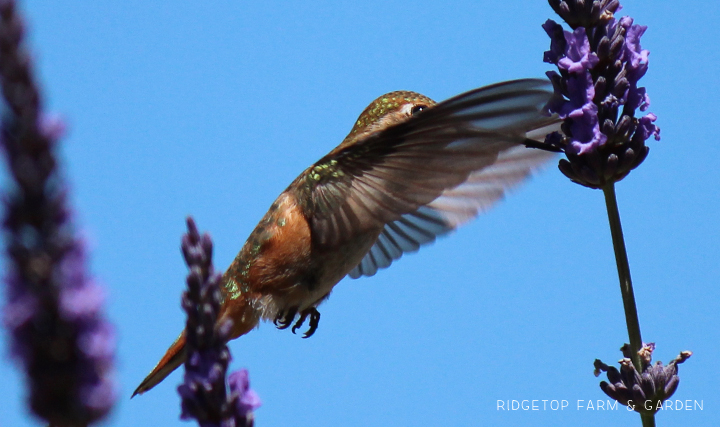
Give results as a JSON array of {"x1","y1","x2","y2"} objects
[
  {"x1": 179, "y1": 218, "x2": 260, "y2": 427},
  {"x1": 0, "y1": 1, "x2": 116, "y2": 425},
  {"x1": 542, "y1": 0, "x2": 658, "y2": 188},
  {"x1": 594, "y1": 343, "x2": 692, "y2": 414}
]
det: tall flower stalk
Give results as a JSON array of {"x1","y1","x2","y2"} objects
[
  {"x1": 179, "y1": 217, "x2": 260, "y2": 427},
  {"x1": 541, "y1": 1, "x2": 688, "y2": 426},
  {"x1": 0, "y1": 0, "x2": 116, "y2": 425}
]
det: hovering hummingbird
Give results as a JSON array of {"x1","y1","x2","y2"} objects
[{"x1": 133, "y1": 78, "x2": 560, "y2": 397}]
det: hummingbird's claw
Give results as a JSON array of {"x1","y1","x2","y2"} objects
[
  {"x1": 291, "y1": 311, "x2": 307, "y2": 335},
  {"x1": 304, "y1": 308, "x2": 320, "y2": 338},
  {"x1": 292, "y1": 307, "x2": 320, "y2": 338},
  {"x1": 274, "y1": 306, "x2": 298, "y2": 330}
]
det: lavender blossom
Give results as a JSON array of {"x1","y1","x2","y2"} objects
[
  {"x1": 178, "y1": 218, "x2": 260, "y2": 427},
  {"x1": 594, "y1": 343, "x2": 692, "y2": 414},
  {"x1": 543, "y1": 0, "x2": 660, "y2": 188},
  {"x1": 228, "y1": 369, "x2": 261, "y2": 427},
  {"x1": 0, "y1": 0, "x2": 116, "y2": 425}
]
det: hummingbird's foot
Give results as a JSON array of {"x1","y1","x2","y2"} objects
[
  {"x1": 274, "y1": 306, "x2": 298, "y2": 330},
  {"x1": 292, "y1": 307, "x2": 321, "y2": 338}
]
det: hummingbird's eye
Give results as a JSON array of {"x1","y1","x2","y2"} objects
[{"x1": 411, "y1": 105, "x2": 427, "y2": 116}]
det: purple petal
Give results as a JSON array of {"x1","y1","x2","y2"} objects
[
  {"x1": 229, "y1": 369, "x2": 262, "y2": 412},
  {"x1": 59, "y1": 283, "x2": 105, "y2": 320},
  {"x1": 542, "y1": 19, "x2": 566, "y2": 64},
  {"x1": 3, "y1": 292, "x2": 37, "y2": 329},
  {"x1": 635, "y1": 113, "x2": 661, "y2": 142},
  {"x1": 558, "y1": 27, "x2": 600, "y2": 74},
  {"x1": 78, "y1": 322, "x2": 116, "y2": 359},
  {"x1": 81, "y1": 381, "x2": 116, "y2": 412},
  {"x1": 623, "y1": 18, "x2": 650, "y2": 81}
]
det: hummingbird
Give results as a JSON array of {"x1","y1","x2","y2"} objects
[{"x1": 132, "y1": 78, "x2": 560, "y2": 397}]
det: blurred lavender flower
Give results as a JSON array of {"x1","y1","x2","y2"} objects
[
  {"x1": 543, "y1": 0, "x2": 660, "y2": 188},
  {"x1": 594, "y1": 343, "x2": 692, "y2": 414},
  {"x1": 0, "y1": 0, "x2": 116, "y2": 425},
  {"x1": 179, "y1": 218, "x2": 260, "y2": 427}
]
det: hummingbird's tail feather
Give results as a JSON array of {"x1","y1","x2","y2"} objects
[
  {"x1": 132, "y1": 296, "x2": 261, "y2": 398},
  {"x1": 132, "y1": 331, "x2": 187, "y2": 398}
]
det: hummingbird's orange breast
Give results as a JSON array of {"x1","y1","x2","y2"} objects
[
  {"x1": 250, "y1": 192, "x2": 312, "y2": 292},
  {"x1": 222, "y1": 191, "x2": 316, "y2": 320}
]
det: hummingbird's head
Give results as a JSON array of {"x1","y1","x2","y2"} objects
[{"x1": 345, "y1": 91, "x2": 436, "y2": 142}]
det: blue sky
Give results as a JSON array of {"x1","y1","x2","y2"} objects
[{"x1": 1, "y1": 1, "x2": 718, "y2": 426}]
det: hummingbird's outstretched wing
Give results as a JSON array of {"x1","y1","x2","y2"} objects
[
  {"x1": 306, "y1": 79, "x2": 559, "y2": 270},
  {"x1": 348, "y1": 143, "x2": 554, "y2": 277}
]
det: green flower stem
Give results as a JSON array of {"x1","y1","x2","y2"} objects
[
  {"x1": 602, "y1": 184, "x2": 642, "y2": 366},
  {"x1": 602, "y1": 183, "x2": 655, "y2": 427}
]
